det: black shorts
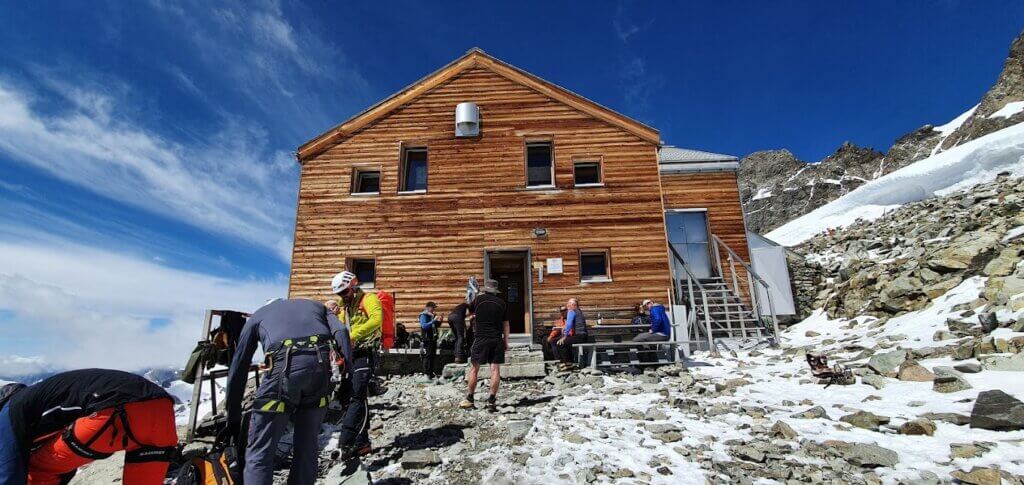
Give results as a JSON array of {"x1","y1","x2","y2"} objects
[{"x1": 470, "y1": 337, "x2": 505, "y2": 365}]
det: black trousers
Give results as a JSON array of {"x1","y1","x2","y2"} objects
[
  {"x1": 450, "y1": 319, "x2": 466, "y2": 360},
  {"x1": 556, "y1": 334, "x2": 588, "y2": 364},
  {"x1": 340, "y1": 352, "x2": 374, "y2": 448},
  {"x1": 421, "y1": 327, "x2": 438, "y2": 377}
]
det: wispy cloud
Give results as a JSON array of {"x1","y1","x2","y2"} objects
[
  {"x1": 0, "y1": 239, "x2": 285, "y2": 376},
  {"x1": 613, "y1": 2, "x2": 661, "y2": 120},
  {"x1": 0, "y1": 81, "x2": 296, "y2": 261},
  {"x1": 148, "y1": 0, "x2": 370, "y2": 141},
  {"x1": 613, "y1": 3, "x2": 655, "y2": 43}
]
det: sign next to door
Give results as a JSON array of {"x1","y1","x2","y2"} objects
[{"x1": 546, "y1": 258, "x2": 563, "y2": 274}]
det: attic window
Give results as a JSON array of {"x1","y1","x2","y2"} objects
[
  {"x1": 526, "y1": 141, "x2": 554, "y2": 187},
  {"x1": 351, "y1": 167, "x2": 380, "y2": 194},
  {"x1": 573, "y1": 161, "x2": 602, "y2": 186},
  {"x1": 400, "y1": 147, "x2": 428, "y2": 193}
]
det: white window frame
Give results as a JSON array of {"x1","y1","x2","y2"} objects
[
  {"x1": 579, "y1": 248, "x2": 612, "y2": 283},
  {"x1": 572, "y1": 158, "x2": 604, "y2": 188},
  {"x1": 350, "y1": 165, "x2": 381, "y2": 196}
]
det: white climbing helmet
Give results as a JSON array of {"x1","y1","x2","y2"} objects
[{"x1": 331, "y1": 271, "x2": 357, "y2": 294}]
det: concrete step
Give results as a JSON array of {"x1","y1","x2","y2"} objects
[{"x1": 440, "y1": 358, "x2": 547, "y2": 380}]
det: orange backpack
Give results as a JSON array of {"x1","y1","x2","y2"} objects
[{"x1": 358, "y1": 292, "x2": 393, "y2": 347}]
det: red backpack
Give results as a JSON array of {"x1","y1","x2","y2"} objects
[{"x1": 358, "y1": 292, "x2": 393, "y2": 347}]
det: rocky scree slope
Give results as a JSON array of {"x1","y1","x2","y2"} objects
[
  {"x1": 792, "y1": 173, "x2": 1024, "y2": 324},
  {"x1": 741, "y1": 29, "x2": 1024, "y2": 234}
]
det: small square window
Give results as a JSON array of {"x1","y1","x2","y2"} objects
[
  {"x1": 400, "y1": 148, "x2": 428, "y2": 192},
  {"x1": 351, "y1": 168, "x2": 380, "y2": 194},
  {"x1": 526, "y1": 141, "x2": 553, "y2": 187},
  {"x1": 349, "y1": 258, "x2": 376, "y2": 288},
  {"x1": 573, "y1": 161, "x2": 602, "y2": 186},
  {"x1": 579, "y1": 250, "x2": 611, "y2": 282}
]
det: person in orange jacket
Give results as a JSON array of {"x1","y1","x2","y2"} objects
[{"x1": 0, "y1": 369, "x2": 177, "y2": 485}]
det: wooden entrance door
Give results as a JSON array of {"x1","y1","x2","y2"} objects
[{"x1": 485, "y1": 250, "x2": 530, "y2": 334}]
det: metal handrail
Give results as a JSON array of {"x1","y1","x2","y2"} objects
[
  {"x1": 667, "y1": 244, "x2": 718, "y2": 355},
  {"x1": 710, "y1": 234, "x2": 780, "y2": 346}
]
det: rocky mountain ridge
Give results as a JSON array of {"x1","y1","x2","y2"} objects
[{"x1": 741, "y1": 29, "x2": 1024, "y2": 234}]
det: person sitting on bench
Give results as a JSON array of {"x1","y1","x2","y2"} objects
[
  {"x1": 555, "y1": 298, "x2": 588, "y2": 371},
  {"x1": 632, "y1": 299, "x2": 671, "y2": 363},
  {"x1": 546, "y1": 306, "x2": 568, "y2": 361},
  {"x1": 630, "y1": 303, "x2": 650, "y2": 327}
]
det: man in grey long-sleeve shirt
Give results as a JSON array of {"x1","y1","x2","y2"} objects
[{"x1": 223, "y1": 298, "x2": 352, "y2": 485}]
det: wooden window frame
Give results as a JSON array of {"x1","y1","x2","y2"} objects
[
  {"x1": 524, "y1": 139, "x2": 555, "y2": 189},
  {"x1": 572, "y1": 156, "x2": 604, "y2": 188},
  {"x1": 346, "y1": 257, "x2": 376, "y2": 289},
  {"x1": 578, "y1": 248, "x2": 612, "y2": 283},
  {"x1": 350, "y1": 164, "x2": 381, "y2": 196},
  {"x1": 398, "y1": 145, "x2": 428, "y2": 194}
]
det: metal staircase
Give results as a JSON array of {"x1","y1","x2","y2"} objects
[{"x1": 669, "y1": 235, "x2": 780, "y2": 355}]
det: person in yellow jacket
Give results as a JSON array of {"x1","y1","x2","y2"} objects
[{"x1": 331, "y1": 271, "x2": 380, "y2": 460}]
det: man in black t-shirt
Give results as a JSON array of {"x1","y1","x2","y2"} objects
[{"x1": 459, "y1": 278, "x2": 509, "y2": 411}]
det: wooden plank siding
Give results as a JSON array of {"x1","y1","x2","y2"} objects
[
  {"x1": 659, "y1": 171, "x2": 753, "y2": 302},
  {"x1": 289, "y1": 66, "x2": 673, "y2": 334}
]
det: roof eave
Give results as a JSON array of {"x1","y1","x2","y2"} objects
[{"x1": 296, "y1": 48, "x2": 660, "y2": 163}]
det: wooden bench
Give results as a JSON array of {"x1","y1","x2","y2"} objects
[{"x1": 573, "y1": 324, "x2": 693, "y2": 370}]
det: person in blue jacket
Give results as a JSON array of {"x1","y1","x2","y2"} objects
[
  {"x1": 555, "y1": 298, "x2": 588, "y2": 371},
  {"x1": 633, "y1": 299, "x2": 672, "y2": 363},
  {"x1": 419, "y1": 301, "x2": 442, "y2": 378}
]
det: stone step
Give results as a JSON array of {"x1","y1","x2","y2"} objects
[{"x1": 441, "y1": 360, "x2": 547, "y2": 380}]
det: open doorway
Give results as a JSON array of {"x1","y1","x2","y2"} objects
[{"x1": 484, "y1": 250, "x2": 531, "y2": 335}]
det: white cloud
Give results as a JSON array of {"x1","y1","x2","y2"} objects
[
  {"x1": 148, "y1": 0, "x2": 369, "y2": 139},
  {"x1": 0, "y1": 81, "x2": 296, "y2": 261},
  {"x1": 0, "y1": 239, "x2": 286, "y2": 375},
  {"x1": 613, "y1": 2, "x2": 654, "y2": 43}
]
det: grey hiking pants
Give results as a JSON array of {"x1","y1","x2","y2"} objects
[
  {"x1": 632, "y1": 332, "x2": 670, "y2": 363},
  {"x1": 245, "y1": 367, "x2": 331, "y2": 485}
]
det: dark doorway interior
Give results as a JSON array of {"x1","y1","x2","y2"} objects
[{"x1": 485, "y1": 250, "x2": 530, "y2": 334}]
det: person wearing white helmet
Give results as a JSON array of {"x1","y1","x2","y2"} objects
[{"x1": 330, "y1": 270, "x2": 383, "y2": 461}]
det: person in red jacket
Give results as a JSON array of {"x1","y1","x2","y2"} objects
[{"x1": 0, "y1": 369, "x2": 177, "y2": 485}]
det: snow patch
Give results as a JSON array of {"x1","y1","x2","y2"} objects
[
  {"x1": 987, "y1": 100, "x2": 1024, "y2": 119},
  {"x1": 1003, "y1": 224, "x2": 1024, "y2": 243},
  {"x1": 767, "y1": 122, "x2": 1024, "y2": 246},
  {"x1": 751, "y1": 188, "x2": 773, "y2": 201},
  {"x1": 935, "y1": 105, "x2": 977, "y2": 136}
]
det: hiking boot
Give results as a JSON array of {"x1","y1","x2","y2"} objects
[
  {"x1": 485, "y1": 395, "x2": 497, "y2": 412},
  {"x1": 340, "y1": 443, "x2": 372, "y2": 461},
  {"x1": 459, "y1": 396, "x2": 475, "y2": 409},
  {"x1": 558, "y1": 363, "x2": 574, "y2": 372}
]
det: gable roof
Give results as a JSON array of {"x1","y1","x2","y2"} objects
[{"x1": 296, "y1": 48, "x2": 661, "y2": 162}]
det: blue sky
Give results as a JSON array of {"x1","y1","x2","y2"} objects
[{"x1": 0, "y1": 1, "x2": 1021, "y2": 375}]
